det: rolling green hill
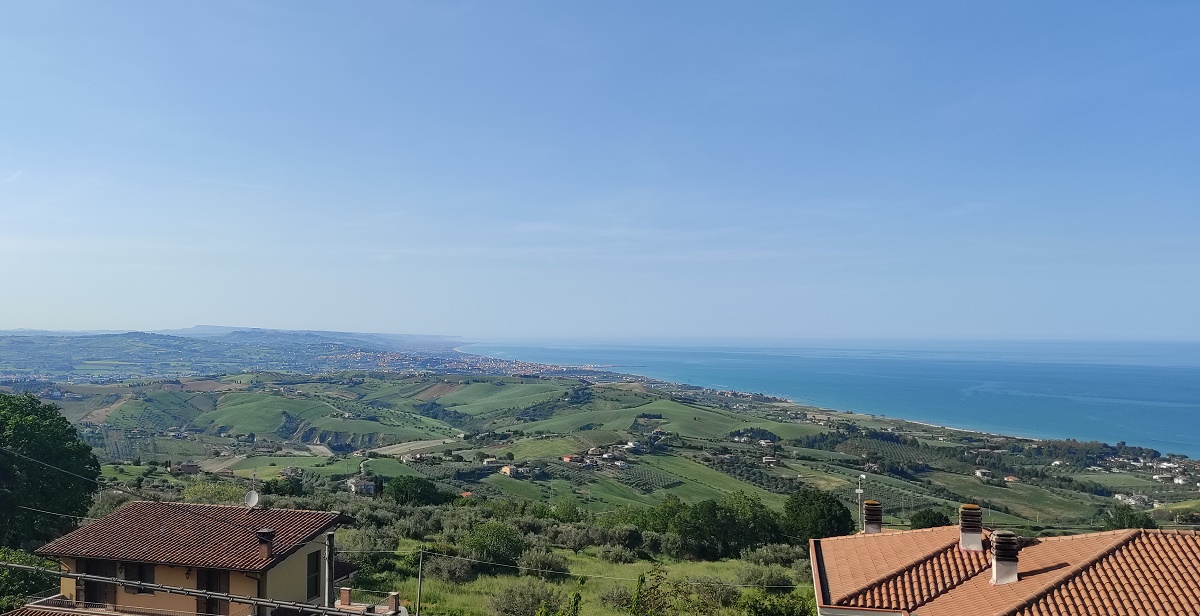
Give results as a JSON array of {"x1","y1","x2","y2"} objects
[{"x1": 39, "y1": 370, "x2": 1163, "y2": 534}]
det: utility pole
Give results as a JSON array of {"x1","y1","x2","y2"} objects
[
  {"x1": 856, "y1": 474, "x2": 866, "y2": 532},
  {"x1": 415, "y1": 549, "x2": 424, "y2": 616},
  {"x1": 324, "y1": 532, "x2": 335, "y2": 608}
]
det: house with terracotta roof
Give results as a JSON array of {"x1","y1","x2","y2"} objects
[
  {"x1": 810, "y1": 502, "x2": 1200, "y2": 615},
  {"x1": 6, "y1": 501, "x2": 353, "y2": 616}
]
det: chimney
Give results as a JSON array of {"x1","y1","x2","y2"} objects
[
  {"x1": 257, "y1": 528, "x2": 276, "y2": 560},
  {"x1": 338, "y1": 588, "x2": 351, "y2": 607},
  {"x1": 862, "y1": 500, "x2": 883, "y2": 534},
  {"x1": 386, "y1": 592, "x2": 400, "y2": 615},
  {"x1": 959, "y1": 504, "x2": 983, "y2": 551},
  {"x1": 990, "y1": 530, "x2": 1020, "y2": 585}
]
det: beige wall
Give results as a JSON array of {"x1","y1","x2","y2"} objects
[
  {"x1": 54, "y1": 546, "x2": 325, "y2": 614},
  {"x1": 114, "y1": 563, "x2": 197, "y2": 614},
  {"x1": 58, "y1": 558, "x2": 75, "y2": 600},
  {"x1": 264, "y1": 546, "x2": 325, "y2": 605},
  {"x1": 230, "y1": 571, "x2": 259, "y2": 616}
]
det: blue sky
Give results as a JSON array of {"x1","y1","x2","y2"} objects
[{"x1": 1, "y1": 2, "x2": 1197, "y2": 340}]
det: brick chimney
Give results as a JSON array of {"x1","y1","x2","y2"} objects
[
  {"x1": 862, "y1": 500, "x2": 883, "y2": 534},
  {"x1": 990, "y1": 530, "x2": 1020, "y2": 585},
  {"x1": 959, "y1": 504, "x2": 983, "y2": 551},
  {"x1": 257, "y1": 528, "x2": 276, "y2": 560}
]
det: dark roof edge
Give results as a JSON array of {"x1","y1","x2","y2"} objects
[{"x1": 811, "y1": 538, "x2": 831, "y2": 607}]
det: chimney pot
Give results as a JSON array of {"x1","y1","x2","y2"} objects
[
  {"x1": 959, "y1": 504, "x2": 984, "y2": 551},
  {"x1": 863, "y1": 500, "x2": 883, "y2": 534},
  {"x1": 990, "y1": 530, "x2": 1020, "y2": 585},
  {"x1": 257, "y1": 528, "x2": 276, "y2": 560}
]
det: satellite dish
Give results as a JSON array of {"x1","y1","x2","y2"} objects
[{"x1": 243, "y1": 490, "x2": 260, "y2": 508}]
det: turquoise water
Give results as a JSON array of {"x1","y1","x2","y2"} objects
[{"x1": 462, "y1": 340, "x2": 1200, "y2": 457}]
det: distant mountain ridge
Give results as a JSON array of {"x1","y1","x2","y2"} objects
[{"x1": 0, "y1": 326, "x2": 467, "y2": 380}]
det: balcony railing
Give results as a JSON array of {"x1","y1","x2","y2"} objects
[{"x1": 29, "y1": 595, "x2": 255, "y2": 616}]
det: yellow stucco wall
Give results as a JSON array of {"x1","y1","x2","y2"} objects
[
  {"x1": 264, "y1": 546, "x2": 325, "y2": 605},
  {"x1": 58, "y1": 558, "x2": 75, "y2": 600},
  {"x1": 114, "y1": 563, "x2": 197, "y2": 614},
  {"x1": 52, "y1": 545, "x2": 325, "y2": 613},
  {"x1": 230, "y1": 571, "x2": 259, "y2": 616}
]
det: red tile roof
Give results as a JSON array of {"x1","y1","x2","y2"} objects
[
  {"x1": 37, "y1": 501, "x2": 350, "y2": 572},
  {"x1": 812, "y1": 526, "x2": 1200, "y2": 616}
]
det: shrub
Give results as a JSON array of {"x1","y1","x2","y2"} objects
[
  {"x1": 488, "y1": 578, "x2": 564, "y2": 616},
  {"x1": 639, "y1": 530, "x2": 664, "y2": 554},
  {"x1": 425, "y1": 555, "x2": 475, "y2": 583},
  {"x1": 738, "y1": 590, "x2": 815, "y2": 616},
  {"x1": 462, "y1": 521, "x2": 527, "y2": 566},
  {"x1": 598, "y1": 545, "x2": 637, "y2": 563},
  {"x1": 742, "y1": 543, "x2": 807, "y2": 567},
  {"x1": 517, "y1": 547, "x2": 570, "y2": 579},
  {"x1": 598, "y1": 585, "x2": 634, "y2": 611},
  {"x1": 736, "y1": 564, "x2": 794, "y2": 592},
  {"x1": 687, "y1": 575, "x2": 739, "y2": 608},
  {"x1": 605, "y1": 524, "x2": 643, "y2": 550}
]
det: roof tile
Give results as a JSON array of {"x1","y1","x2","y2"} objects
[
  {"x1": 813, "y1": 526, "x2": 1200, "y2": 616},
  {"x1": 36, "y1": 501, "x2": 347, "y2": 572}
]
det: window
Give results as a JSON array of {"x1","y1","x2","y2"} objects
[
  {"x1": 306, "y1": 551, "x2": 321, "y2": 600},
  {"x1": 123, "y1": 563, "x2": 155, "y2": 594},
  {"x1": 197, "y1": 569, "x2": 229, "y2": 616}
]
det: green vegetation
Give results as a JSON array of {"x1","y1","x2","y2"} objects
[
  {"x1": 0, "y1": 393, "x2": 99, "y2": 547},
  {"x1": 0, "y1": 547, "x2": 55, "y2": 611}
]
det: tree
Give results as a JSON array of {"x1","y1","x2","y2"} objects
[
  {"x1": 264, "y1": 476, "x2": 303, "y2": 496},
  {"x1": 461, "y1": 521, "x2": 527, "y2": 566},
  {"x1": 669, "y1": 500, "x2": 723, "y2": 559},
  {"x1": 782, "y1": 488, "x2": 853, "y2": 547},
  {"x1": 0, "y1": 393, "x2": 100, "y2": 548},
  {"x1": 721, "y1": 491, "x2": 782, "y2": 554},
  {"x1": 909, "y1": 509, "x2": 951, "y2": 530},
  {"x1": 1103, "y1": 503, "x2": 1157, "y2": 530},
  {"x1": 0, "y1": 547, "x2": 55, "y2": 611},
  {"x1": 552, "y1": 494, "x2": 582, "y2": 523},
  {"x1": 383, "y1": 476, "x2": 448, "y2": 506}
]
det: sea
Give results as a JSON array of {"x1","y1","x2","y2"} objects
[{"x1": 461, "y1": 340, "x2": 1200, "y2": 458}]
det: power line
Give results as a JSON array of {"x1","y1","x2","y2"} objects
[
  {"x1": 18, "y1": 505, "x2": 96, "y2": 521},
  {"x1": 0, "y1": 561, "x2": 399, "y2": 616},
  {"x1": 4, "y1": 447, "x2": 810, "y2": 590},
  {"x1": 0, "y1": 445, "x2": 336, "y2": 553}
]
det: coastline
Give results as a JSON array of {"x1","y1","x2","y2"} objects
[
  {"x1": 459, "y1": 348, "x2": 1031, "y2": 443},
  {"x1": 457, "y1": 342, "x2": 1198, "y2": 456}
]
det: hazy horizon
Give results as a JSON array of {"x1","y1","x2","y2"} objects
[
  {"x1": 3, "y1": 3, "x2": 1198, "y2": 340},
  {"x1": 4, "y1": 324, "x2": 1200, "y2": 347}
]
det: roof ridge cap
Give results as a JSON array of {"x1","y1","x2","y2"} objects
[
  {"x1": 819, "y1": 524, "x2": 958, "y2": 542},
  {"x1": 831, "y1": 533, "x2": 961, "y2": 604},
  {"x1": 999, "y1": 528, "x2": 1141, "y2": 616}
]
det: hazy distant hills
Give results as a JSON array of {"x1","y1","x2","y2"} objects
[{"x1": 0, "y1": 327, "x2": 465, "y2": 380}]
